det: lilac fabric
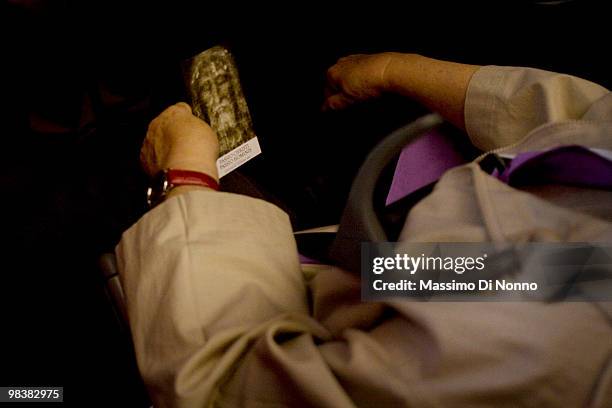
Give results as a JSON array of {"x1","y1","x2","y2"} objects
[
  {"x1": 387, "y1": 138, "x2": 612, "y2": 209},
  {"x1": 495, "y1": 145, "x2": 612, "y2": 189},
  {"x1": 301, "y1": 143, "x2": 611, "y2": 266},
  {"x1": 298, "y1": 254, "x2": 321, "y2": 265},
  {"x1": 385, "y1": 129, "x2": 467, "y2": 205}
]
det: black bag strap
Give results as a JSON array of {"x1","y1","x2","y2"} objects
[{"x1": 329, "y1": 113, "x2": 445, "y2": 273}]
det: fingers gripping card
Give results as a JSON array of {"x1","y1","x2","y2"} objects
[{"x1": 183, "y1": 46, "x2": 261, "y2": 177}]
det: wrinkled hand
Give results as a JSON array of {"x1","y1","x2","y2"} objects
[
  {"x1": 322, "y1": 52, "x2": 398, "y2": 111},
  {"x1": 141, "y1": 102, "x2": 220, "y2": 180}
]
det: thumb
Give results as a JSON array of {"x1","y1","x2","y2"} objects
[{"x1": 321, "y1": 93, "x2": 356, "y2": 112}]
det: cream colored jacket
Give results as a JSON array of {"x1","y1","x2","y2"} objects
[{"x1": 117, "y1": 66, "x2": 612, "y2": 407}]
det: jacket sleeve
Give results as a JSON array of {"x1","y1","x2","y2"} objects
[
  {"x1": 116, "y1": 189, "x2": 612, "y2": 407},
  {"x1": 115, "y1": 190, "x2": 340, "y2": 407},
  {"x1": 464, "y1": 65, "x2": 610, "y2": 151}
]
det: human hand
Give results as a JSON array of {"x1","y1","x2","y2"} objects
[
  {"x1": 140, "y1": 102, "x2": 220, "y2": 180},
  {"x1": 322, "y1": 52, "x2": 399, "y2": 111}
]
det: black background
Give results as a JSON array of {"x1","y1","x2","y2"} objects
[{"x1": 1, "y1": 0, "x2": 609, "y2": 405}]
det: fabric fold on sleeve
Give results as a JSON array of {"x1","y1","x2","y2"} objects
[{"x1": 465, "y1": 65, "x2": 609, "y2": 151}]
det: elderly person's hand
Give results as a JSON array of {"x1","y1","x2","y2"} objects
[
  {"x1": 323, "y1": 52, "x2": 479, "y2": 130},
  {"x1": 322, "y1": 53, "x2": 400, "y2": 111},
  {"x1": 140, "y1": 102, "x2": 220, "y2": 181}
]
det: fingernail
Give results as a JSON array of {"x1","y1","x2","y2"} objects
[{"x1": 176, "y1": 102, "x2": 192, "y2": 112}]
